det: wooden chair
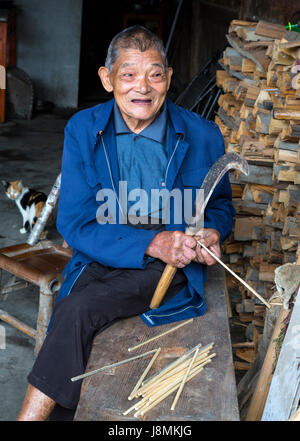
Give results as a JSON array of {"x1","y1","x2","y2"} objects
[{"x1": 0, "y1": 175, "x2": 72, "y2": 355}]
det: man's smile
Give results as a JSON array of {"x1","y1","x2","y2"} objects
[{"x1": 131, "y1": 99, "x2": 152, "y2": 104}]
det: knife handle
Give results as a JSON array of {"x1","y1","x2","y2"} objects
[{"x1": 150, "y1": 264, "x2": 178, "y2": 309}]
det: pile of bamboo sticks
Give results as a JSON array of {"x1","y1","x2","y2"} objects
[{"x1": 123, "y1": 342, "x2": 215, "y2": 418}]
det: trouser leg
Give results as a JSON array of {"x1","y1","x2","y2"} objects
[{"x1": 27, "y1": 260, "x2": 187, "y2": 409}]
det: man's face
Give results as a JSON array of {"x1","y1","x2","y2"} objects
[{"x1": 99, "y1": 48, "x2": 173, "y2": 132}]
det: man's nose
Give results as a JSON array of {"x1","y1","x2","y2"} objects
[{"x1": 136, "y1": 75, "x2": 151, "y2": 94}]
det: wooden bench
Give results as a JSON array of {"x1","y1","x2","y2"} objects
[{"x1": 74, "y1": 265, "x2": 239, "y2": 421}]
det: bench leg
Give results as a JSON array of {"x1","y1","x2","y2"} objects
[{"x1": 34, "y1": 287, "x2": 56, "y2": 356}]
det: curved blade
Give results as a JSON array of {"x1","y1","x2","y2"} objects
[{"x1": 187, "y1": 152, "x2": 249, "y2": 234}]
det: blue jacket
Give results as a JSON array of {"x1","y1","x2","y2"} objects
[{"x1": 55, "y1": 97, "x2": 235, "y2": 326}]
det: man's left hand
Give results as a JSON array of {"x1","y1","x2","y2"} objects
[{"x1": 193, "y1": 228, "x2": 221, "y2": 266}]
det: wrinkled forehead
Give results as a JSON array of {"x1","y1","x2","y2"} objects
[{"x1": 113, "y1": 47, "x2": 166, "y2": 71}]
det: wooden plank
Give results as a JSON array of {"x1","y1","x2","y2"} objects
[
  {"x1": 262, "y1": 287, "x2": 300, "y2": 420},
  {"x1": 255, "y1": 21, "x2": 286, "y2": 40},
  {"x1": 74, "y1": 265, "x2": 239, "y2": 421},
  {"x1": 245, "y1": 306, "x2": 290, "y2": 421}
]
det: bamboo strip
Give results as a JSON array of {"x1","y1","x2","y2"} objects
[
  {"x1": 171, "y1": 348, "x2": 199, "y2": 410},
  {"x1": 140, "y1": 342, "x2": 212, "y2": 389},
  {"x1": 125, "y1": 354, "x2": 216, "y2": 417},
  {"x1": 135, "y1": 367, "x2": 205, "y2": 417},
  {"x1": 137, "y1": 342, "x2": 203, "y2": 392},
  {"x1": 197, "y1": 241, "x2": 271, "y2": 308},
  {"x1": 123, "y1": 396, "x2": 149, "y2": 416},
  {"x1": 139, "y1": 354, "x2": 216, "y2": 402},
  {"x1": 128, "y1": 318, "x2": 194, "y2": 352},
  {"x1": 128, "y1": 348, "x2": 161, "y2": 400},
  {"x1": 71, "y1": 348, "x2": 158, "y2": 382},
  {"x1": 137, "y1": 350, "x2": 213, "y2": 398},
  {"x1": 135, "y1": 360, "x2": 213, "y2": 417}
]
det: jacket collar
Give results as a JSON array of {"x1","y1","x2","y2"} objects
[
  {"x1": 165, "y1": 98, "x2": 186, "y2": 139},
  {"x1": 92, "y1": 96, "x2": 187, "y2": 140},
  {"x1": 92, "y1": 97, "x2": 115, "y2": 138}
]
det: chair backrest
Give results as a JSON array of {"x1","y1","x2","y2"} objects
[{"x1": 27, "y1": 174, "x2": 61, "y2": 246}]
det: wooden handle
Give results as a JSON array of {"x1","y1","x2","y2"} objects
[{"x1": 150, "y1": 264, "x2": 177, "y2": 309}]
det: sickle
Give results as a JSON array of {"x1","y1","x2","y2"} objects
[{"x1": 149, "y1": 152, "x2": 249, "y2": 310}]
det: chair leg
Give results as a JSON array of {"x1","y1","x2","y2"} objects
[{"x1": 34, "y1": 287, "x2": 57, "y2": 356}]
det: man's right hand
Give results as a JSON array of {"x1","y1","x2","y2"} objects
[{"x1": 145, "y1": 230, "x2": 197, "y2": 268}]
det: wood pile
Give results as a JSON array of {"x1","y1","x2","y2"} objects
[{"x1": 215, "y1": 19, "x2": 300, "y2": 369}]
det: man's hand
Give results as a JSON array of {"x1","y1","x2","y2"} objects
[
  {"x1": 145, "y1": 228, "x2": 221, "y2": 268},
  {"x1": 194, "y1": 228, "x2": 221, "y2": 266},
  {"x1": 145, "y1": 230, "x2": 197, "y2": 268}
]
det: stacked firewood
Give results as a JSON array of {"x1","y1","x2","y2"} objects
[{"x1": 215, "y1": 19, "x2": 300, "y2": 368}]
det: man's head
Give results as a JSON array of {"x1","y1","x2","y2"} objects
[{"x1": 98, "y1": 26, "x2": 173, "y2": 133}]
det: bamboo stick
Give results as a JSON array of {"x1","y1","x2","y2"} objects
[
  {"x1": 171, "y1": 348, "x2": 199, "y2": 410},
  {"x1": 136, "y1": 344, "x2": 210, "y2": 397},
  {"x1": 138, "y1": 350, "x2": 212, "y2": 397},
  {"x1": 123, "y1": 396, "x2": 148, "y2": 416},
  {"x1": 197, "y1": 241, "x2": 271, "y2": 308},
  {"x1": 128, "y1": 348, "x2": 161, "y2": 400},
  {"x1": 138, "y1": 342, "x2": 203, "y2": 390},
  {"x1": 141, "y1": 342, "x2": 212, "y2": 389},
  {"x1": 138, "y1": 353, "x2": 216, "y2": 405},
  {"x1": 125, "y1": 353, "x2": 216, "y2": 417},
  {"x1": 123, "y1": 342, "x2": 215, "y2": 417},
  {"x1": 139, "y1": 352, "x2": 214, "y2": 400},
  {"x1": 135, "y1": 360, "x2": 213, "y2": 417},
  {"x1": 128, "y1": 318, "x2": 193, "y2": 352},
  {"x1": 70, "y1": 348, "x2": 158, "y2": 382}
]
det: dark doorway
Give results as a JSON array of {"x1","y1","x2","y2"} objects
[{"x1": 78, "y1": 0, "x2": 174, "y2": 109}]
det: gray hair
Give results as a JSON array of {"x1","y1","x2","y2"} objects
[{"x1": 105, "y1": 25, "x2": 168, "y2": 72}]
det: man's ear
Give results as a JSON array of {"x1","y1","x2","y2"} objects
[
  {"x1": 166, "y1": 67, "x2": 173, "y2": 91},
  {"x1": 98, "y1": 67, "x2": 114, "y2": 93}
]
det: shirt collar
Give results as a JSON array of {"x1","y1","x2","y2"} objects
[{"x1": 113, "y1": 101, "x2": 168, "y2": 144}]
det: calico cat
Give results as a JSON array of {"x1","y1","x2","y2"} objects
[{"x1": 2, "y1": 179, "x2": 47, "y2": 234}]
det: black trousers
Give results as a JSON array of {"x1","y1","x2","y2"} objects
[{"x1": 28, "y1": 259, "x2": 187, "y2": 414}]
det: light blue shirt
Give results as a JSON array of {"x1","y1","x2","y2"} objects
[{"x1": 114, "y1": 102, "x2": 169, "y2": 221}]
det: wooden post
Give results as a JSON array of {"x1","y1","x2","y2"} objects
[
  {"x1": 246, "y1": 251, "x2": 300, "y2": 420},
  {"x1": 245, "y1": 306, "x2": 289, "y2": 421},
  {"x1": 0, "y1": 20, "x2": 7, "y2": 123}
]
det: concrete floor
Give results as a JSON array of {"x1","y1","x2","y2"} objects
[{"x1": 0, "y1": 113, "x2": 68, "y2": 420}]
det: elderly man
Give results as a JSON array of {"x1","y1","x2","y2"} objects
[{"x1": 18, "y1": 25, "x2": 234, "y2": 421}]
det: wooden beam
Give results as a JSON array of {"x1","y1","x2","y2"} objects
[
  {"x1": 245, "y1": 306, "x2": 289, "y2": 420},
  {"x1": 262, "y1": 287, "x2": 300, "y2": 420}
]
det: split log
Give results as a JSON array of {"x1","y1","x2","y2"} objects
[{"x1": 255, "y1": 21, "x2": 286, "y2": 40}]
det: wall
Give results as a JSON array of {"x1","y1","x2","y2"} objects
[
  {"x1": 14, "y1": 0, "x2": 83, "y2": 109},
  {"x1": 239, "y1": 0, "x2": 297, "y2": 24},
  {"x1": 167, "y1": 0, "x2": 240, "y2": 99}
]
